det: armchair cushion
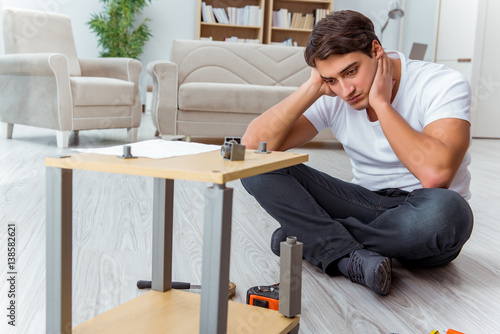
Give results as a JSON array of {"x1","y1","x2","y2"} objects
[{"x1": 70, "y1": 77, "x2": 135, "y2": 107}]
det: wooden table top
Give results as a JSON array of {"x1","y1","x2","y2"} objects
[{"x1": 45, "y1": 150, "x2": 308, "y2": 184}]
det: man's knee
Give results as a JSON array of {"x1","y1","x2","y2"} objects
[
  {"x1": 240, "y1": 174, "x2": 261, "y2": 196},
  {"x1": 427, "y1": 189, "x2": 472, "y2": 235},
  {"x1": 240, "y1": 168, "x2": 287, "y2": 196},
  {"x1": 409, "y1": 188, "x2": 473, "y2": 245}
]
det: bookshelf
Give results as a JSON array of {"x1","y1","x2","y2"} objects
[
  {"x1": 264, "y1": 0, "x2": 333, "y2": 46},
  {"x1": 196, "y1": 0, "x2": 265, "y2": 43}
]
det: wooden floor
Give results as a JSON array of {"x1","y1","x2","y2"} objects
[{"x1": 0, "y1": 114, "x2": 499, "y2": 333}]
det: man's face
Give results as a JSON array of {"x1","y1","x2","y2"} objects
[{"x1": 315, "y1": 51, "x2": 377, "y2": 110}]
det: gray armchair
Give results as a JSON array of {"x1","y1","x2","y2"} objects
[{"x1": 0, "y1": 8, "x2": 142, "y2": 148}]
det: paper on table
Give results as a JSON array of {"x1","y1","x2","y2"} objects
[{"x1": 74, "y1": 139, "x2": 221, "y2": 159}]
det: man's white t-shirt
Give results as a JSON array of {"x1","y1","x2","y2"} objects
[{"x1": 304, "y1": 51, "x2": 472, "y2": 200}]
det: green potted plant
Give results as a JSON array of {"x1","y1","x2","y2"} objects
[{"x1": 87, "y1": 0, "x2": 153, "y2": 59}]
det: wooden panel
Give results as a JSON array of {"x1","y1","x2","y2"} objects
[
  {"x1": 45, "y1": 150, "x2": 308, "y2": 184},
  {"x1": 73, "y1": 290, "x2": 299, "y2": 334}
]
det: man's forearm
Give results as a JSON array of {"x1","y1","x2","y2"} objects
[
  {"x1": 375, "y1": 104, "x2": 469, "y2": 188},
  {"x1": 242, "y1": 80, "x2": 324, "y2": 150}
]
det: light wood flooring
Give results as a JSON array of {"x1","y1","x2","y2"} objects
[{"x1": 0, "y1": 114, "x2": 499, "y2": 333}]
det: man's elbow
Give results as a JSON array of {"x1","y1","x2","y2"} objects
[
  {"x1": 420, "y1": 169, "x2": 454, "y2": 189},
  {"x1": 241, "y1": 132, "x2": 259, "y2": 150}
]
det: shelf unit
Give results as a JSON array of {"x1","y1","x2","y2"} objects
[
  {"x1": 196, "y1": 0, "x2": 265, "y2": 43},
  {"x1": 264, "y1": 0, "x2": 333, "y2": 46}
]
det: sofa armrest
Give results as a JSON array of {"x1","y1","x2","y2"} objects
[
  {"x1": 0, "y1": 53, "x2": 73, "y2": 131},
  {"x1": 147, "y1": 60, "x2": 178, "y2": 135},
  {"x1": 79, "y1": 58, "x2": 142, "y2": 83}
]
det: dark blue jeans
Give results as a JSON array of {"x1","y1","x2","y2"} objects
[{"x1": 241, "y1": 164, "x2": 474, "y2": 276}]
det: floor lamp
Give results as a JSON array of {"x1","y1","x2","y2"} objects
[{"x1": 380, "y1": 5, "x2": 404, "y2": 43}]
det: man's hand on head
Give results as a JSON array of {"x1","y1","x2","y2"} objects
[
  {"x1": 309, "y1": 67, "x2": 337, "y2": 97},
  {"x1": 368, "y1": 51, "x2": 395, "y2": 111}
]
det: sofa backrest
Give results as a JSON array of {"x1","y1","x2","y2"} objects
[
  {"x1": 3, "y1": 7, "x2": 81, "y2": 76},
  {"x1": 170, "y1": 40, "x2": 310, "y2": 87}
]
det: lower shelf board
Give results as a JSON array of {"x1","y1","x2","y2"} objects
[{"x1": 73, "y1": 289, "x2": 300, "y2": 334}]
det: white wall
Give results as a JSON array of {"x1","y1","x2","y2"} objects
[
  {"x1": 1, "y1": 0, "x2": 197, "y2": 58},
  {"x1": 400, "y1": 0, "x2": 439, "y2": 62}
]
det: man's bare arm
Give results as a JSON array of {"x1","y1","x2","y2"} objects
[
  {"x1": 370, "y1": 50, "x2": 470, "y2": 188},
  {"x1": 377, "y1": 106, "x2": 469, "y2": 188},
  {"x1": 242, "y1": 68, "x2": 333, "y2": 151}
]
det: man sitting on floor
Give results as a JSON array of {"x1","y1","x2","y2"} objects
[{"x1": 241, "y1": 10, "x2": 474, "y2": 295}]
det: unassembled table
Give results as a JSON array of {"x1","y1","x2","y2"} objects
[{"x1": 45, "y1": 149, "x2": 308, "y2": 333}]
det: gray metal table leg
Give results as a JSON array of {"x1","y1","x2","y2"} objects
[
  {"x1": 279, "y1": 237, "x2": 303, "y2": 318},
  {"x1": 46, "y1": 167, "x2": 73, "y2": 334},
  {"x1": 199, "y1": 183, "x2": 233, "y2": 334},
  {"x1": 152, "y1": 178, "x2": 174, "y2": 292}
]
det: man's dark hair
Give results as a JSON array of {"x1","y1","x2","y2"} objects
[{"x1": 305, "y1": 10, "x2": 381, "y2": 67}]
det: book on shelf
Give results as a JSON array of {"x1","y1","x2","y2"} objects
[
  {"x1": 202, "y1": 4, "x2": 261, "y2": 26},
  {"x1": 304, "y1": 13, "x2": 314, "y2": 29},
  {"x1": 272, "y1": 8, "x2": 290, "y2": 28},
  {"x1": 315, "y1": 8, "x2": 329, "y2": 25},
  {"x1": 201, "y1": 2, "x2": 216, "y2": 23},
  {"x1": 273, "y1": 9, "x2": 316, "y2": 29},
  {"x1": 213, "y1": 7, "x2": 229, "y2": 24},
  {"x1": 271, "y1": 37, "x2": 297, "y2": 47},
  {"x1": 224, "y1": 36, "x2": 260, "y2": 44},
  {"x1": 229, "y1": 5, "x2": 261, "y2": 26}
]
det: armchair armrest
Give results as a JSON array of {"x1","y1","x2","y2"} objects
[
  {"x1": 79, "y1": 57, "x2": 142, "y2": 128},
  {"x1": 147, "y1": 60, "x2": 178, "y2": 136},
  {"x1": 0, "y1": 53, "x2": 68, "y2": 75},
  {"x1": 0, "y1": 53, "x2": 73, "y2": 131},
  {"x1": 79, "y1": 58, "x2": 142, "y2": 83}
]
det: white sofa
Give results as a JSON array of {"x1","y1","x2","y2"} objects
[{"x1": 148, "y1": 40, "x2": 334, "y2": 141}]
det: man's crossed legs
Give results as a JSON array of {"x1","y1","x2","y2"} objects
[{"x1": 241, "y1": 164, "x2": 473, "y2": 295}]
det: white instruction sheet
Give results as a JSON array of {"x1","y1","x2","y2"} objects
[{"x1": 74, "y1": 139, "x2": 220, "y2": 159}]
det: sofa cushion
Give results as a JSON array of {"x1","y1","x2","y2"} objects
[
  {"x1": 171, "y1": 40, "x2": 310, "y2": 87},
  {"x1": 178, "y1": 82, "x2": 295, "y2": 114},
  {"x1": 70, "y1": 77, "x2": 135, "y2": 106}
]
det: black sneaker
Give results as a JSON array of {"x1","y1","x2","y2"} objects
[
  {"x1": 270, "y1": 227, "x2": 287, "y2": 256},
  {"x1": 347, "y1": 249, "x2": 392, "y2": 295}
]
